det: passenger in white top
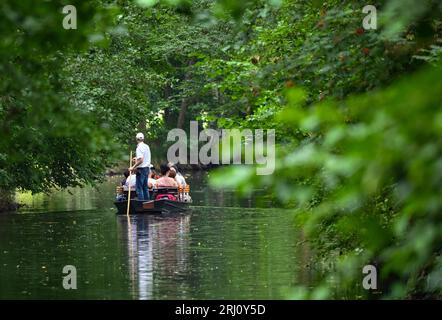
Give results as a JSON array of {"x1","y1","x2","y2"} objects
[
  {"x1": 168, "y1": 163, "x2": 187, "y2": 187},
  {"x1": 148, "y1": 167, "x2": 157, "y2": 189},
  {"x1": 124, "y1": 173, "x2": 136, "y2": 191},
  {"x1": 129, "y1": 132, "x2": 151, "y2": 201}
]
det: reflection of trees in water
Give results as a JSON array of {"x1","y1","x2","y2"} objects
[
  {"x1": 117, "y1": 214, "x2": 191, "y2": 300},
  {"x1": 16, "y1": 176, "x2": 120, "y2": 212},
  {"x1": 191, "y1": 185, "x2": 271, "y2": 208}
]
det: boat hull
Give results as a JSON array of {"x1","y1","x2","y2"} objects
[{"x1": 114, "y1": 198, "x2": 190, "y2": 215}]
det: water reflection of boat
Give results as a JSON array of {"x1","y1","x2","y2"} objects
[{"x1": 117, "y1": 214, "x2": 191, "y2": 300}]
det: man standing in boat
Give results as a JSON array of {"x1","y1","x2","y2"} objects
[{"x1": 129, "y1": 132, "x2": 151, "y2": 201}]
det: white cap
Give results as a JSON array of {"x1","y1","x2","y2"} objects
[{"x1": 136, "y1": 132, "x2": 144, "y2": 140}]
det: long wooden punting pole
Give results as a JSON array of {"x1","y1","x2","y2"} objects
[{"x1": 126, "y1": 151, "x2": 133, "y2": 217}]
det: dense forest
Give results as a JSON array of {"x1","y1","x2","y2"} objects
[{"x1": 1, "y1": 0, "x2": 441, "y2": 298}]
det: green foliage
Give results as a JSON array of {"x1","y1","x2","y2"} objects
[
  {"x1": 65, "y1": 0, "x2": 235, "y2": 157},
  {"x1": 211, "y1": 61, "x2": 442, "y2": 298},
  {"x1": 0, "y1": 0, "x2": 234, "y2": 195},
  {"x1": 0, "y1": 0, "x2": 122, "y2": 194},
  {"x1": 198, "y1": 0, "x2": 441, "y2": 132},
  {"x1": 2, "y1": 0, "x2": 442, "y2": 300},
  {"x1": 283, "y1": 64, "x2": 442, "y2": 298},
  {"x1": 208, "y1": 0, "x2": 442, "y2": 298}
]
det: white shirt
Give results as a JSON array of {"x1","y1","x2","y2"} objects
[
  {"x1": 148, "y1": 178, "x2": 157, "y2": 189},
  {"x1": 124, "y1": 174, "x2": 136, "y2": 191},
  {"x1": 175, "y1": 173, "x2": 186, "y2": 187},
  {"x1": 136, "y1": 142, "x2": 151, "y2": 168}
]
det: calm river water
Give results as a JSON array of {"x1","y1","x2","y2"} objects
[{"x1": 0, "y1": 173, "x2": 320, "y2": 299}]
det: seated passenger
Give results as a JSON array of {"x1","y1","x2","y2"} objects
[
  {"x1": 150, "y1": 165, "x2": 160, "y2": 179},
  {"x1": 170, "y1": 164, "x2": 186, "y2": 188},
  {"x1": 148, "y1": 168, "x2": 157, "y2": 189},
  {"x1": 123, "y1": 170, "x2": 136, "y2": 191},
  {"x1": 121, "y1": 170, "x2": 130, "y2": 186},
  {"x1": 168, "y1": 168, "x2": 176, "y2": 179},
  {"x1": 156, "y1": 163, "x2": 178, "y2": 188},
  {"x1": 115, "y1": 185, "x2": 126, "y2": 201}
]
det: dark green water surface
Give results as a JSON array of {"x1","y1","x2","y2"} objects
[{"x1": 0, "y1": 175, "x2": 317, "y2": 299}]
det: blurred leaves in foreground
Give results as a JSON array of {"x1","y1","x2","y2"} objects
[{"x1": 211, "y1": 61, "x2": 442, "y2": 298}]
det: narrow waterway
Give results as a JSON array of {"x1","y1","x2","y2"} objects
[{"x1": 0, "y1": 174, "x2": 320, "y2": 299}]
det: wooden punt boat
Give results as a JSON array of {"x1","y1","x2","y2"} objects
[
  {"x1": 114, "y1": 187, "x2": 191, "y2": 215},
  {"x1": 114, "y1": 198, "x2": 190, "y2": 214}
]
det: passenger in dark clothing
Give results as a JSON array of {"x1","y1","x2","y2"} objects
[{"x1": 121, "y1": 170, "x2": 130, "y2": 186}]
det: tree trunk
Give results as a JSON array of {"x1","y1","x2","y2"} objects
[
  {"x1": 177, "y1": 59, "x2": 196, "y2": 129},
  {"x1": 177, "y1": 98, "x2": 189, "y2": 130},
  {"x1": 0, "y1": 189, "x2": 17, "y2": 212},
  {"x1": 163, "y1": 83, "x2": 178, "y2": 129},
  {"x1": 137, "y1": 119, "x2": 146, "y2": 133}
]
